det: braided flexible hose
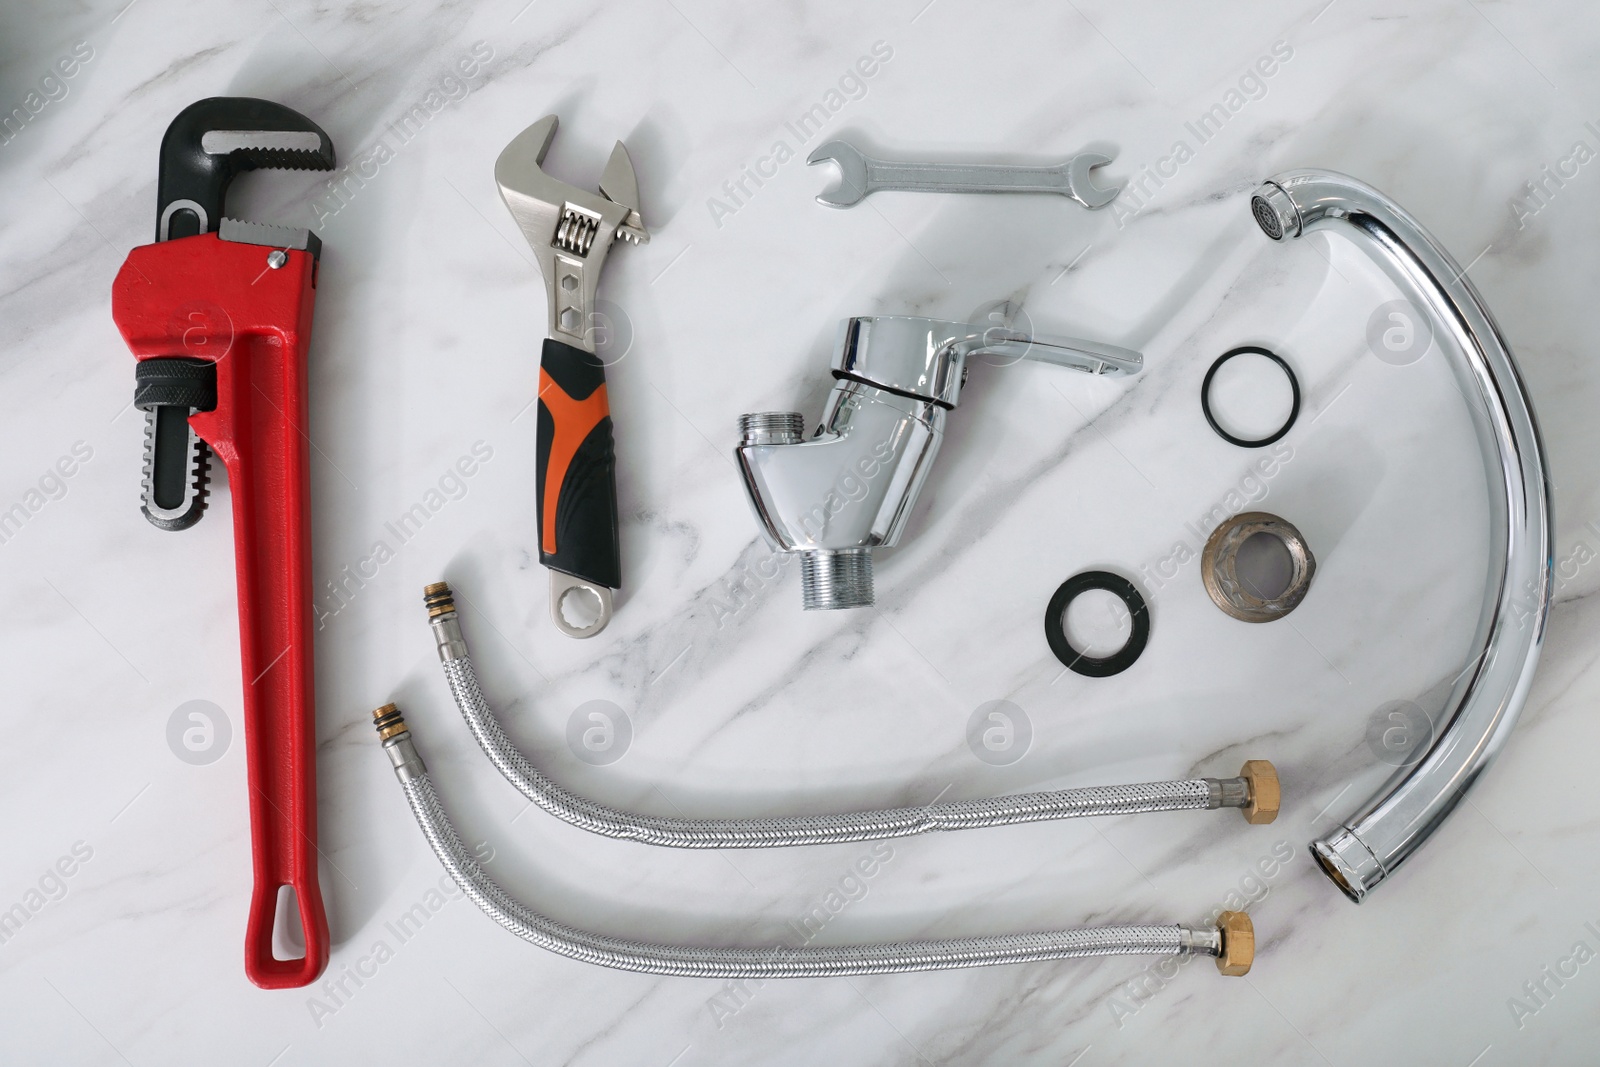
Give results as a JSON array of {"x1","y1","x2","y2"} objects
[
  {"x1": 420, "y1": 584, "x2": 1277, "y2": 847},
  {"x1": 376, "y1": 709, "x2": 1252, "y2": 977}
]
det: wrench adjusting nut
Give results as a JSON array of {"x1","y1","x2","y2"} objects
[
  {"x1": 1044, "y1": 571, "x2": 1150, "y2": 677},
  {"x1": 1201, "y1": 511, "x2": 1315, "y2": 623}
]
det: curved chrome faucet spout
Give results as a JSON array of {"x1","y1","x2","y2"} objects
[{"x1": 1254, "y1": 171, "x2": 1554, "y2": 901}]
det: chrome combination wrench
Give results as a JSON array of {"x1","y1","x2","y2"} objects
[{"x1": 806, "y1": 139, "x2": 1121, "y2": 209}]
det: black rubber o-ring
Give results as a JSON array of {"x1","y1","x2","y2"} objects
[
  {"x1": 1200, "y1": 346, "x2": 1301, "y2": 448},
  {"x1": 1044, "y1": 571, "x2": 1150, "y2": 678}
]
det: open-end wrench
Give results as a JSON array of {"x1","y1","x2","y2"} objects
[
  {"x1": 495, "y1": 115, "x2": 648, "y2": 639},
  {"x1": 807, "y1": 140, "x2": 1121, "y2": 209},
  {"x1": 111, "y1": 97, "x2": 334, "y2": 989}
]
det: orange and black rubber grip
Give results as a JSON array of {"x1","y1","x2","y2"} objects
[{"x1": 536, "y1": 338, "x2": 621, "y2": 590}]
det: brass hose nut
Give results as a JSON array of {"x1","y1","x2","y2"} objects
[
  {"x1": 1215, "y1": 910, "x2": 1254, "y2": 976},
  {"x1": 1240, "y1": 760, "x2": 1280, "y2": 824}
]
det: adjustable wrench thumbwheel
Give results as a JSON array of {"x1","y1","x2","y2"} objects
[
  {"x1": 495, "y1": 115, "x2": 648, "y2": 638},
  {"x1": 806, "y1": 140, "x2": 1121, "y2": 210},
  {"x1": 140, "y1": 97, "x2": 335, "y2": 533}
]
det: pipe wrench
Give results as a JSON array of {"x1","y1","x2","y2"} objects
[
  {"x1": 495, "y1": 115, "x2": 648, "y2": 638},
  {"x1": 110, "y1": 98, "x2": 334, "y2": 988}
]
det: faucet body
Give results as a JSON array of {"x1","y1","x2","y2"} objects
[{"x1": 737, "y1": 316, "x2": 1141, "y2": 609}]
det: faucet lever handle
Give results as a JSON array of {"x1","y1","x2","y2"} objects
[
  {"x1": 830, "y1": 316, "x2": 1142, "y2": 408},
  {"x1": 971, "y1": 327, "x2": 1143, "y2": 376}
]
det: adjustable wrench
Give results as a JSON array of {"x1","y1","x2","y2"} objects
[
  {"x1": 111, "y1": 98, "x2": 334, "y2": 988},
  {"x1": 807, "y1": 140, "x2": 1121, "y2": 209},
  {"x1": 495, "y1": 115, "x2": 648, "y2": 638}
]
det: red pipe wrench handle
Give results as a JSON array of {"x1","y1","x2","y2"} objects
[{"x1": 112, "y1": 233, "x2": 329, "y2": 988}]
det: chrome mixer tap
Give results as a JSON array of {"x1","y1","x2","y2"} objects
[{"x1": 736, "y1": 316, "x2": 1142, "y2": 610}]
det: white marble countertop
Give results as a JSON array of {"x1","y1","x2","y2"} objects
[{"x1": 5, "y1": 0, "x2": 1600, "y2": 1063}]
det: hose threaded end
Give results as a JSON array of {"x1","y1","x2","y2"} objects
[
  {"x1": 800, "y1": 548, "x2": 874, "y2": 610},
  {"x1": 372, "y1": 703, "x2": 409, "y2": 742},
  {"x1": 423, "y1": 581, "x2": 456, "y2": 618},
  {"x1": 738, "y1": 411, "x2": 806, "y2": 446}
]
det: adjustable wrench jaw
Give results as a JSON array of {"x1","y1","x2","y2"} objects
[{"x1": 494, "y1": 115, "x2": 648, "y2": 352}]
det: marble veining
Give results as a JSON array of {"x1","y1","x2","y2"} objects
[{"x1": 4, "y1": 0, "x2": 1600, "y2": 1063}]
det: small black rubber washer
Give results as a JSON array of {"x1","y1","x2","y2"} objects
[
  {"x1": 1044, "y1": 571, "x2": 1150, "y2": 678},
  {"x1": 1200, "y1": 346, "x2": 1301, "y2": 448}
]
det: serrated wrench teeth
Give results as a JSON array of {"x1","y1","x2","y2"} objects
[
  {"x1": 139, "y1": 408, "x2": 210, "y2": 531},
  {"x1": 806, "y1": 140, "x2": 1122, "y2": 210},
  {"x1": 199, "y1": 130, "x2": 326, "y2": 155}
]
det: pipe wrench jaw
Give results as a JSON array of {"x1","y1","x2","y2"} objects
[
  {"x1": 157, "y1": 97, "x2": 334, "y2": 243},
  {"x1": 141, "y1": 98, "x2": 335, "y2": 533}
]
